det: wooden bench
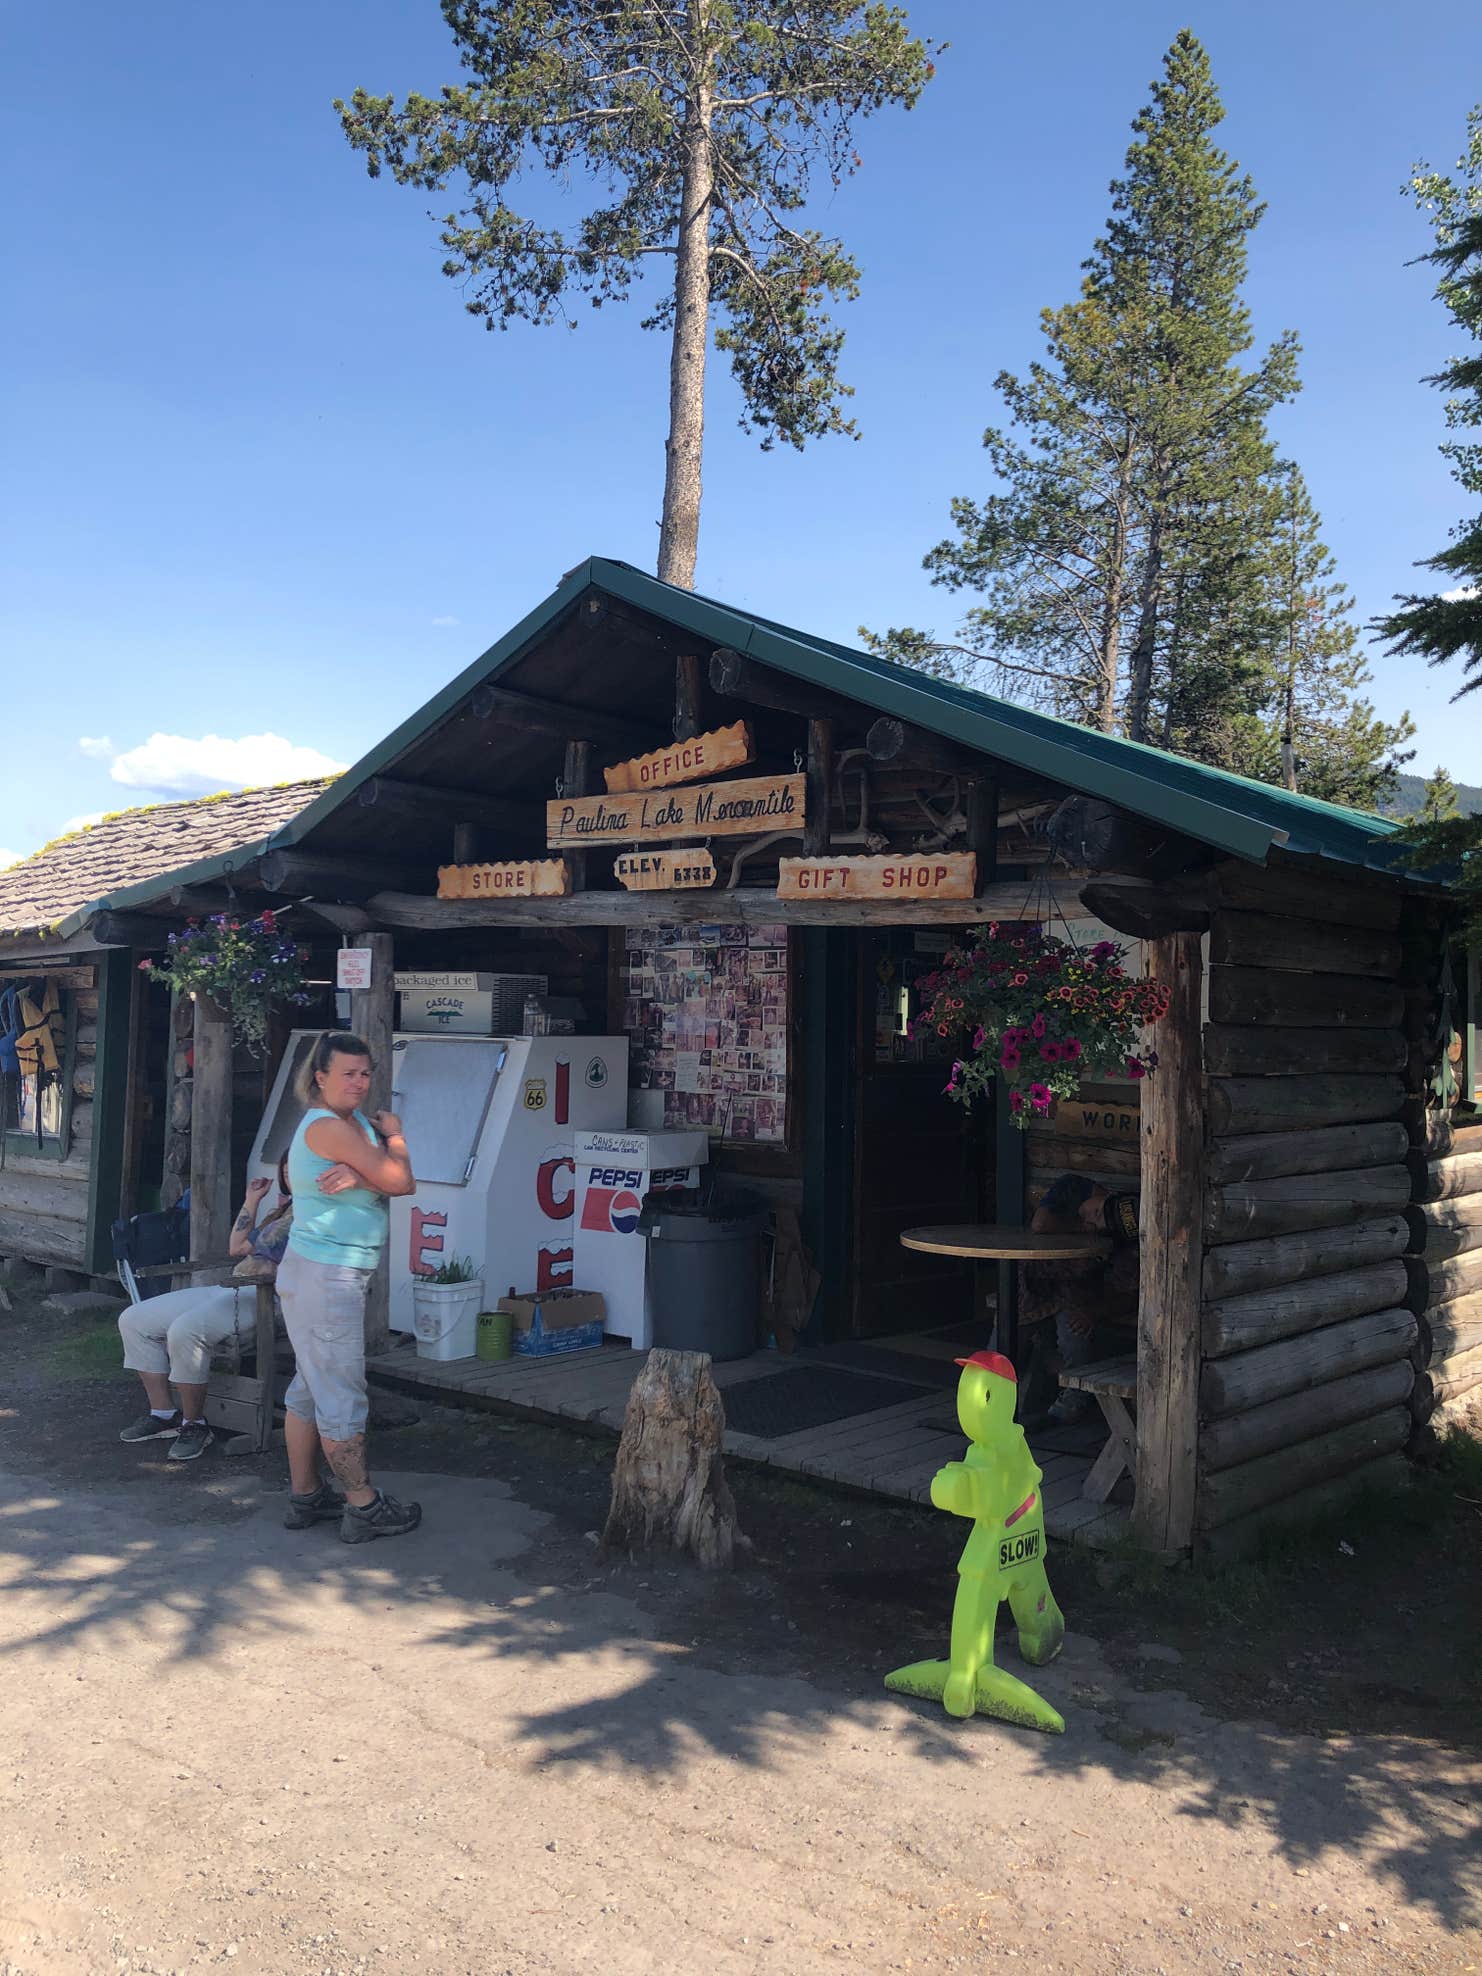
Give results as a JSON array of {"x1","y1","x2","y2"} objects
[{"x1": 1058, "y1": 1354, "x2": 1137, "y2": 1502}]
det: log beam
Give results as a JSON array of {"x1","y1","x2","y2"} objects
[
  {"x1": 562, "y1": 739, "x2": 592, "y2": 895},
  {"x1": 356, "y1": 775, "x2": 528, "y2": 835},
  {"x1": 1202, "y1": 1215, "x2": 1410, "y2": 1300},
  {"x1": 1210, "y1": 909, "x2": 1402, "y2": 979},
  {"x1": 1205, "y1": 1121, "x2": 1409, "y2": 1187},
  {"x1": 864, "y1": 715, "x2": 974, "y2": 774},
  {"x1": 88, "y1": 911, "x2": 177, "y2": 951},
  {"x1": 1203, "y1": 1261, "x2": 1410, "y2": 1358},
  {"x1": 256, "y1": 849, "x2": 425, "y2": 900},
  {"x1": 1134, "y1": 930, "x2": 1202, "y2": 1555},
  {"x1": 1210, "y1": 861, "x2": 1403, "y2": 930},
  {"x1": 1201, "y1": 1360, "x2": 1416, "y2": 1472},
  {"x1": 1195, "y1": 1407, "x2": 1412, "y2": 1531},
  {"x1": 1203, "y1": 1025, "x2": 1407, "y2": 1077},
  {"x1": 1079, "y1": 879, "x2": 1210, "y2": 940},
  {"x1": 468, "y1": 682, "x2": 652, "y2": 754},
  {"x1": 1205, "y1": 1166, "x2": 1411, "y2": 1245},
  {"x1": 1209, "y1": 967, "x2": 1404, "y2": 1030},
  {"x1": 1201, "y1": 1305, "x2": 1417, "y2": 1414},
  {"x1": 1207, "y1": 1073, "x2": 1406, "y2": 1138},
  {"x1": 708, "y1": 646, "x2": 854, "y2": 723},
  {"x1": 351, "y1": 878, "x2": 1089, "y2": 932}
]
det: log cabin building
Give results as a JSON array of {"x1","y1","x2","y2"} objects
[{"x1": 1, "y1": 558, "x2": 1473, "y2": 1558}]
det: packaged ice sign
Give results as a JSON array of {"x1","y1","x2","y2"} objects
[
  {"x1": 394, "y1": 970, "x2": 548, "y2": 1035},
  {"x1": 573, "y1": 1128, "x2": 707, "y2": 1347},
  {"x1": 248, "y1": 1030, "x2": 628, "y2": 1337}
]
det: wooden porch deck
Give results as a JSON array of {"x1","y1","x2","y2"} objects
[{"x1": 366, "y1": 1337, "x2": 1132, "y2": 1551}]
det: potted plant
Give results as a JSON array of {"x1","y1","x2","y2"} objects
[
  {"x1": 912, "y1": 922, "x2": 1171, "y2": 1127},
  {"x1": 411, "y1": 1254, "x2": 484, "y2": 1362},
  {"x1": 143, "y1": 910, "x2": 311, "y2": 1053}
]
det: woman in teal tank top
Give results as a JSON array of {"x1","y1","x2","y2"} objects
[{"x1": 275, "y1": 1032, "x2": 421, "y2": 1545}]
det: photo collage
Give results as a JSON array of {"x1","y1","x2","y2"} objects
[{"x1": 621, "y1": 923, "x2": 789, "y2": 1144}]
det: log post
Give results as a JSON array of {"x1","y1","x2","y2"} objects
[
  {"x1": 1134, "y1": 931, "x2": 1203, "y2": 1554},
  {"x1": 674, "y1": 654, "x2": 702, "y2": 742},
  {"x1": 601, "y1": 1348, "x2": 745, "y2": 1568},
  {"x1": 451, "y1": 821, "x2": 478, "y2": 865},
  {"x1": 803, "y1": 718, "x2": 833, "y2": 858},
  {"x1": 350, "y1": 931, "x2": 396, "y2": 1355},
  {"x1": 188, "y1": 993, "x2": 233, "y2": 1262},
  {"x1": 562, "y1": 740, "x2": 592, "y2": 895}
]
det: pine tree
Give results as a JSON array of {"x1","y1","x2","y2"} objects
[
  {"x1": 1421, "y1": 766, "x2": 1461, "y2": 822},
  {"x1": 336, "y1": 2, "x2": 932, "y2": 589},
  {"x1": 864, "y1": 32, "x2": 1299, "y2": 745},
  {"x1": 1376, "y1": 106, "x2": 1482, "y2": 683},
  {"x1": 1224, "y1": 464, "x2": 1413, "y2": 808}
]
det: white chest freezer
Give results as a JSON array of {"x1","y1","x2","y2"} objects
[
  {"x1": 249, "y1": 1030, "x2": 629, "y2": 1333},
  {"x1": 573, "y1": 1127, "x2": 708, "y2": 1348}
]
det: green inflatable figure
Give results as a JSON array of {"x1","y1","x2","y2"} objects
[{"x1": 886, "y1": 1350, "x2": 1066, "y2": 1734}]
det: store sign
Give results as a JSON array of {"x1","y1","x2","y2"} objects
[
  {"x1": 547, "y1": 773, "x2": 804, "y2": 848},
  {"x1": 776, "y1": 852, "x2": 978, "y2": 901},
  {"x1": 614, "y1": 848, "x2": 718, "y2": 891},
  {"x1": 437, "y1": 858, "x2": 571, "y2": 900},
  {"x1": 603, "y1": 720, "x2": 754, "y2": 795}
]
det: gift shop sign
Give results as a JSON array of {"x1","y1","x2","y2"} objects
[
  {"x1": 547, "y1": 773, "x2": 804, "y2": 848},
  {"x1": 777, "y1": 852, "x2": 978, "y2": 900},
  {"x1": 603, "y1": 720, "x2": 754, "y2": 795}
]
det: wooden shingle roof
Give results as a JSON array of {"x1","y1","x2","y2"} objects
[{"x1": 0, "y1": 780, "x2": 334, "y2": 936}]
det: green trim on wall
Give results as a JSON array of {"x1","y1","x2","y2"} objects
[{"x1": 84, "y1": 948, "x2": 134, "y2": 1275}]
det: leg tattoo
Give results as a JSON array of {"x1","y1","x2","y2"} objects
[{"x1": 324, "y1": 1434, "x2": 369, "y2": 1494}]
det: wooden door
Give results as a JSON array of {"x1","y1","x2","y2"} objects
[{"x1": 848, "y1": 931, "x2": 985, "y2": 1338}]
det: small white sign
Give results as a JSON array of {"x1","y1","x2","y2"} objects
[{"x1": 336, "y1": 947, "x2": 374, "y2": 991}]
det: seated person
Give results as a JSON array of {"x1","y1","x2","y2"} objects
[
  {"x1": 1019, "y1": 1173, "x2": 1138, "y2": 1427},
  {"x1": 116, "y1": 1160, "x2": 293, "y2": 1462}
]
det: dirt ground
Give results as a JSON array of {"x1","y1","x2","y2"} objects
[{"x1": 0, "y1": 1289, "x2": 1479, "y2": 1976}]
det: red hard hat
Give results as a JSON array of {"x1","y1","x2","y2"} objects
[{"x1": 954, "y1": 1350, "x2": 1017, "y2": 1380}]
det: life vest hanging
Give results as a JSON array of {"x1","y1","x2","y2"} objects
[{"x1": 14, "y1": 981, "x2": 62, "y2": 1079}]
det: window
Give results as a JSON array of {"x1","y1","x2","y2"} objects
[{"x1": 0, "y1": 975, "x2": 77, "y2": 1160}]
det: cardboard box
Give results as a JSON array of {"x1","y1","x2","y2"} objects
[{"x1": 499, "y1": 1289, "x2": 606, "y2": 1357}]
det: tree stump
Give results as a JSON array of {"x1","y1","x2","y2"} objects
[{"x1": 601, "y1": 1349, "x2": 744, "y2": 1568}]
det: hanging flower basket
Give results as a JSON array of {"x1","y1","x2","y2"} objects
[
  {"x1": 143, "y1": 910, "x2": 311, "y2": 1053},
  {"x1": 911, "y1": 922, "x2": 1171, "y2": 1128}
]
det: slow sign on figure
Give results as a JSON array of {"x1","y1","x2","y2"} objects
[{"x1": 885, "y1": 1351, "x2": 1067, "y2": 1735}]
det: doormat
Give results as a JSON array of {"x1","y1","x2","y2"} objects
[{"x1": 721, "y1": 1367, "x2": 931, "y2": 1440}]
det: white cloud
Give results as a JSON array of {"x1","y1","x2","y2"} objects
[
  {"x1": 78, "y1": 735, "x2": 114, "y2": 760},
  {"x1": 431, "y1": 614, "x2": 461, "y2": 628},
  {"x1": 0, "y1": 848, "x2": 22, "y2": 872},
  {"x1": 58, "y1": 812, "x2": 105, "y2": 838},
  {"x1": 108, "y1": 731, "x2": 348, "y2": 798},
  {"x1": 1442, "y1": 585, "x2": 1479, "y2": 603}
]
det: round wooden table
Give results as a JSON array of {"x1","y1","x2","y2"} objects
[{"x1": 899, "y1": 1223, "x2": 1110, "y2": 1371}]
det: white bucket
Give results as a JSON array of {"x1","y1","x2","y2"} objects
[{"x1": 411, "y1": 1280, "x2": 483, "y2": 1361}]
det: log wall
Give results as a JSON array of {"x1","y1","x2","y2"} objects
[
  {"x1": 0, "y1": 965, "x2": 98, "y2": 1268},
  {"x1": 1406, "y1": 944, "x2": 1482, "y2": 1430},
  {"x1": 1194, "y1": 872, "x2": 1417, "y2": 1553}
]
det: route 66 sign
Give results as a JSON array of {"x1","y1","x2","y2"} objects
[{"x1": 522, "y1": 1078, "x2": 547, "y2": 1113}]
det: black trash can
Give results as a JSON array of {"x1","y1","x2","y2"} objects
[{"x1": 641, "y1": 1188, "x2": 768, "y2": 1362}]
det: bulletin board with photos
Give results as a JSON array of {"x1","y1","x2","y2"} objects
[{"x1": 620, "y1": 922, "x2": 790, "y2": 1146}]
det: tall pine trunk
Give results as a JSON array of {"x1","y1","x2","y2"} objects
[
  {"x1": 1280, "y1": 503, "x2": 1299, "y2": 790},
  {"x1": 1126, "y1": 498, "x2": 1165, "y2": 744},
  {"x1": 1094, "y1": 445, "x2": 1134, "y2": 731},
  {"x1": 657, "y1": 17, "x2": 714, "y2": 591}
]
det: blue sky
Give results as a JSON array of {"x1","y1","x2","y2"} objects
[{"x1": 3, "y1": 0, "x2": 1481, "y2": 868}]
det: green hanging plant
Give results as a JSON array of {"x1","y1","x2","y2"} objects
[{"x1": 143, "y1": 909, "x2": 311, "y2": 1053}]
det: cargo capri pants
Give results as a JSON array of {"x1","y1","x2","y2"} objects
[{"x1": 274, "y1": 1247, "x2": 373, "y2": 1443}]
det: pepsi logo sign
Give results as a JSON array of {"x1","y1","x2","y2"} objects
[{"x1": 580, "y1": 1185, "x2": 645, "y2": 1235}]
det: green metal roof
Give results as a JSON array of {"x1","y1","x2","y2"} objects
[{"x1": 50, "y1": 555, "x2": 1425, "y2": 939}]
